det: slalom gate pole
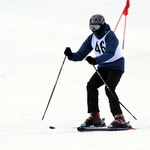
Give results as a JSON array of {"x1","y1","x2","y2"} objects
[
  {"x1": 42, "y1": 56, "x2": 67, "y2": 120},
  {"x1": 92, "y1": 65, "x2": 137, "y2": 120},
  {"x1": 114, "y1": 13, "x2": 123, "y2": 32},
  {"x1": 122, "y1": 15, "x2": 127, "y2": 49}
]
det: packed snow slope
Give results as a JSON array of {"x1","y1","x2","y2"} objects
[{"x1": 0, "y1": 0, "x2": 150, "y2": 150}]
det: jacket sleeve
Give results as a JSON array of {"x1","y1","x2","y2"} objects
[
  {"x1": 95, "y1": 31, "x2": 119, "y2": 64},
  {"x1": 71, "y1": 34, "x2": 93, "y2": 61}
]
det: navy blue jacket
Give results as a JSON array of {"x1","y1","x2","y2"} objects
[{"x1": 70, "y1": 24, "x2": 124, "y2": 72}]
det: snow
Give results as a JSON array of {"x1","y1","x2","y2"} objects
[{"x1": 0, "y1": 0, "x2": 150, "y2": 149}]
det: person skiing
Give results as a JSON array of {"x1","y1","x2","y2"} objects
[{"x1": 64, "y1": 14, "x2": 130, "y2": 128}]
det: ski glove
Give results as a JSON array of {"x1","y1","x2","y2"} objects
[
  {"x1": 85, "y1": 56, "x2": 97, "y2": 65},
  {"x1": 64, "y1": 47, "x2": 73, "y2": 60}
]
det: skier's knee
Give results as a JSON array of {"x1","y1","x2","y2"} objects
[
  {"x1": 87, "y1": 81, "x2": 95, "y2": 92},
  {"x1": 105, "y1": 86, "x2": 114, "y2": 96},
  {"x1": 105, "y1": 86, "x2": 109, "y2": 96},
  {"x1": 87, "y1": 82, "x2": 91, "y2": 91}
]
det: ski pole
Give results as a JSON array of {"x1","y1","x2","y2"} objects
[
  {"x1": 92, "y1": 65, "x2": 137, "y2": 120},
  {"x1": 42, "y1": 56, "x2": 67, "y2": 120}
]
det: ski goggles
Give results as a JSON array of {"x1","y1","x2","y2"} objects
[{"x1": 89, "y1": 24, "x2": 101, "y2": 31}]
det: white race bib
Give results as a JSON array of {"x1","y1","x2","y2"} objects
[{"x1": 91, "y1": 31, "x2": 122, "y2": 63}]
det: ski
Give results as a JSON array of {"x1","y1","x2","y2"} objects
[{"x1": 77, "y1": 126, "x2": 135, "y2": 132}]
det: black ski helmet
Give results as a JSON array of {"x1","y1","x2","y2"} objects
[{"x1": 89, "y1": 14, "x2": 105, "y2": 31}]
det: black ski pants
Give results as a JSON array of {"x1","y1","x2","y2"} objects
[{"x1": 86, "y1": 69, "x2": 123, "y2": 116}]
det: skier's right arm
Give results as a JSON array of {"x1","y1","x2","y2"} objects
[
  {"x1": 64, "y1": 34, "x2": 93, "y2": 61},
  {"x1": 64, "y1": 47, "x2": 73, "y2": 60}
]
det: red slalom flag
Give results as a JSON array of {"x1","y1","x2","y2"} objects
[
  {"x1": 114, "y1": 0, "x2": 130, "y2": 49},
  {"x1": 114, "y1": 0, "x2": 130, "y2": 32},
  {"x1": 122, "y1": 0, "x2": 130, "y2": 16}
]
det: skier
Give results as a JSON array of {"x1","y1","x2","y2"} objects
[{"x1": 64, "y1": 14, "x2": 129, "y2": 128}]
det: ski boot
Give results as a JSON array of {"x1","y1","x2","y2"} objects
[
  {"x1": 109, "y1": 114, "x2": 132, "y2": 128},
  {"x1": 81, "y1": 112, "x2": 106, "y2": 127}
]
